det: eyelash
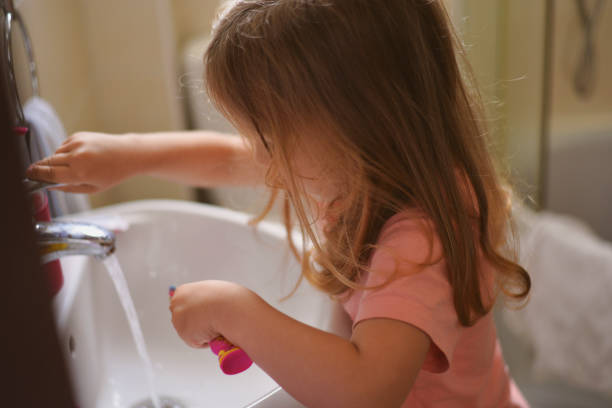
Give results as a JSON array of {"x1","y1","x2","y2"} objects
[
  {"x1": 250, "y1": 118, "x2": 272, "y2": 154},
  {"x1": 258, "y1": 132, "x2": 272, "y2": 153}
]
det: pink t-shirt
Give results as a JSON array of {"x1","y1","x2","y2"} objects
[{"x1": 341, "y1": 210, "x2": 529, "y2": 407}]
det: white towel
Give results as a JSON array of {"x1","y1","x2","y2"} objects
[
  {"x1": 505, "y1": 206, "x2": 612, "y2": 395},
  {"x1": 24, "y1": 97, "x2": 90, "y2": 216}
]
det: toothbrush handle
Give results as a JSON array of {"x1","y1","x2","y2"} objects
[
  {"x1": 209, "y1": 336, "x2": 253, "y2": 375},
  {"x1": 168, "y1": 286, "x2": 252, "y2": 375}
]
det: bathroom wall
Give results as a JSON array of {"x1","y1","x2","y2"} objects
[
  {"x1": 75, "y1": 0, "x2": 193, "y2": 206},
  {"x1": 497, "y1": 0, "x2": 548, "y2": 202},
  {"x1": 545, "y1": 1, "x2": 612, "y2": 240},
  {"x1": 173, "y1": 0, "x2": 222, "y2": 48},
  {"x1": 451, "y1": 0, "x2": 548, "y2": 203},
  {"x1": 460, "y1": 0, "x2": 612, "y2": 218},
  {"x1": 464, "y1": 0, "x2": 612, "y2": 236},
  {"x1": 12, "y1": 0, "x2": 223, "y2": 136},
  {"x1": 12, "y1": 0, "x2": 98, "y2": 136},
  {"x1": 549, "y1": 1, "x2": 612, "y2": 136}
]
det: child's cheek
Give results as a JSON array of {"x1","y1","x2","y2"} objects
[{"x1": 253, "y1": 143, "x2": 270, "y2": 166}]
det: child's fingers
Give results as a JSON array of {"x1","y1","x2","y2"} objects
[
  {"x1": 42, "y1": 153, "x2": 73, "y2": 167},
  {"x1": 55, "y1": 140, "x2": 78, "y2": 154},
  {"x1": 31, "y1": 153, "x2": 72, "y2": 167},
  {"x1": 26, "y1": 163, "x2": 76, "y2": 184},
  {"x1": 170, "y1": 319, "x2": 202, "y2": 349},
  {"x1": 26, "y1": 154, "x2": 71, "y2": 181},
  {"x1": 187, "y1": 339, "x2": 207, "y2": 349}
]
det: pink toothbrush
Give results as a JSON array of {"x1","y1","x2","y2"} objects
[{"x1": 169, "y1": 286, "x2": 253, "y2": 375}]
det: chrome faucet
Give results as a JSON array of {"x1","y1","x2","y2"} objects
[
  {"x1": 24, "y1": 179, "x2": 116, "y2": 263},
  {"x1": 36, "y1": 221, "x2": 116, "y2": 264}
]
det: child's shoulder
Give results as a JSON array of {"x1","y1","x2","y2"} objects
[
  {"x1": 372, "y1": 208, "x2": 444, "y2": 268},
  {"x1": 369, "y1": 207, "x2": 497, "y2": 310}
]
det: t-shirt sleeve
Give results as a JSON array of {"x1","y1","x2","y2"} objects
[{"x1": 353, "y1": 216, "x2": 462, "y2": 373}]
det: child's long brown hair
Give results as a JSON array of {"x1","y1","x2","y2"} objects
[{"x1": 205, "y1": 0, "x2": 530, "y2": 326}]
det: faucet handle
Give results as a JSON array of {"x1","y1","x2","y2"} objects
[{"x1": 23, "y1": 178, "x2": 67, "y2": 194}]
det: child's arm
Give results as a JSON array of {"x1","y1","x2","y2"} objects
[
  {"x1": 170, "y1": 281, "x2": 430, "y2": 408},
  {"x1": 25, "y1": 131, "x2": 264, "y2": 193}
]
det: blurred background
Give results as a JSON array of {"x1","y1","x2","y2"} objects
[
  {"x1": 6, "y1": 0, "x2": 612, "y2": 406},
  {"x1": 10, "y1": 0, "x2": 612, "y2": 239}
]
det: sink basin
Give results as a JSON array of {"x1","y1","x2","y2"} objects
[{"x1": 53, "y1": 200, "x2": 339, "y2": 408}]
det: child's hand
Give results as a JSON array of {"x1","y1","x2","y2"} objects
[
  {"x1": 25, "y1": 132, "x2": 137, "y2": 193},
  {"x1": 169, "y1": 280, "x2": 249, "y2": 349}
]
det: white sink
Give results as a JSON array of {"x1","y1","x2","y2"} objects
[{"x1": 53, "y1": 200, "x2": 340, "y2": 408}]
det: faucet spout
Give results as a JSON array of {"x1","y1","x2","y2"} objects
[{"x1": 36, "y1": 221, "x2": 116, "y2": 264}]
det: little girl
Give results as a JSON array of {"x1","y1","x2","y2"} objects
[{"x1": 28, "y1": 0, "x2": 531, "y2": 406}]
